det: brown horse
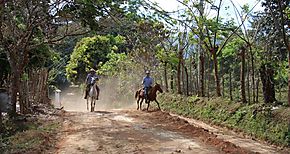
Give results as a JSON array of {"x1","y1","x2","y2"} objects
[{"x1": 135, "y1": 83, "x2": 163, "y2": 111}]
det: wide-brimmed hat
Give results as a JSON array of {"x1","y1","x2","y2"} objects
[
  {"x1": 145, "y1": 70, "x2": 150, "y2": 74},
  {"x1": 90, "y1": 68, "x2": 96, "y2": 72}
]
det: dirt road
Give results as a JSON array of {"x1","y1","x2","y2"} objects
[
  {"x1": 57, "y1": 110, "x2": 223, "y2": 154},
  {"x1": 53, "y1": 90, "x2": 283, "y2": 154}
]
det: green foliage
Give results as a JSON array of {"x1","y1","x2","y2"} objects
[
  {"x1": 28, "y1": 46, "x2": 57, "y2": 68},
  {"x1": 222, "y1": 37, "x2": 244, "y2": 57},
  {"x1": 220, "y1": 36, "x2": 243, "y2": 75},
  {"x1": 241, "y1": 4, "x2": 250, "y2": 14},
  {"x1": 97, "y1": 51, "x2": 146, "y2": 103},
  {"x1": 99, "y1": 52, "x2": 128, "y2": 76},
  {"x1": 156, "y1": 47, "x2": 178, "y2": 65},
  {"x1": 61, "y1": 0, "x2": 128, "y2": 30},
  {"x1": 66, "y1": 35, "x2": 126, "y2": 83},
  {"x1": 159, "y1": 93, "x2": 290, "y2": 146}
]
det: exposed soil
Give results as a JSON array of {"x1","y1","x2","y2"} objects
[
  {"x1": 51, "y1": 107, "x2": 286, "y2": 154},
  {"x1": 48, "y1": 88, "x2": 287, "y2": 154}
]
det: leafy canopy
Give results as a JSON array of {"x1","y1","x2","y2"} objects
[{"x1": 66, "y1": 35, "x2": 126, "y2": 82}]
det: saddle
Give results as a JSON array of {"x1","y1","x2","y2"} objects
[{"x1": 140, "y1": 86, "x2": 152, "y2": 96}]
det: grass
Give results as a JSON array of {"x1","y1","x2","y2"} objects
[
  {"x1": 158, "y1": 93, "x2": 290, "y2": 147},
  {"x1": 0, "y1": 115, "x2": 61, "y2": 154}
]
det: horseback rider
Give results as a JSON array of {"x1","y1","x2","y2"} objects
[
  {"x1": 142, "y1": 70, "x2": 153, "y2": 100},
  {"x1": 84, "y1": 68, "x2": 100, "y2": 100}
]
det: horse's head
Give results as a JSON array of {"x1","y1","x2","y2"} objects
[
  {"x1": 90, "y1": 77, "x2": 99, "y2": 85},
  {"x1": 154, "y1": 83, "x2": 163, "y2": 93}
]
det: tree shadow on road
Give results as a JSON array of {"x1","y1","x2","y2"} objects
[{"x1": 93, "y1": 111, "x2": 113, "y2": 114}]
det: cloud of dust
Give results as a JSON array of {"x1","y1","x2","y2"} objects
[
  {"x1": 97, "y1": 77, "x2": 137, "y2": 110},
  {"x1": 57, "y1": 77, "x2": 138, "y2": 112}
]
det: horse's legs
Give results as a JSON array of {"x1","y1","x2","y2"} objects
[
  {"x1": 146, "y1": 100, "x2": 150, "y2": 111},
  {"x1": 136, "y1": 97, "x2": 140, "y2": 110},
  {"x1": 93, "y1": 98, "x2": 96, "y2": 110},
  {"x1": 91, "y1": 97, "x2": 94, "y2": 112},
  {"x1": 155, "y1": 99, "x2": 161, "y2": 110},
  {"x1": 140, "y1": 98, "x2": 144, "y2": 110},
  {"x1": 86, "y1": 98, "x2": 89, "y2": 111},
  {"x1": 96, "y1": 86, "x2": 100, "y2": 100}
]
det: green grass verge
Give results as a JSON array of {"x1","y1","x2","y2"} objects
[
  {"x1": 0, "y1": 117, "x2": 61, "y2": 153},
  {"x1": 158, "y1": 93, "x2": 290, "y2": 147}
]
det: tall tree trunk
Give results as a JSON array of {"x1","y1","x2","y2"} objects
[
  {"x1": 183, "y1": 64, "x2": 189, "y2": 96},
  {"x1": 0, "y1": 103, "x2": 2, "y2": 132},
  {"x1": 247, "y1": 61, "x2": 251, "y2": 103},
  {"x1": 0, "y1": 1, "x2": 7, "y2": 119},
  {"x1": 199, "y1": 53, "x2": 205, "y2": 96},
  {"x1": 256, "y1": 78, "x2": 259, "y2": 102},
  {"x1": 276, "y1": 0, "x2": 290, "y2": 107},
  {"x1": 182, "y1": 62, "x2": 186, "y2": 94},
  {"x1": 10, "y1": 71, "x2": 20, "y2": 116},
  {"x1": 240, "y1": 46, "x2": 247, "y2": 103},
  {"x1": 19, "y1": 80, "x2": 25, "y2": 114},
  {"x1": 207, "y1": 57, "x2": 211, "y2": 100},
  {"x1": 260, "y1": 64, "x2": 276, "y2": 104},
  {"x1": 198, "y1": 0, "x2": 205, "y2": 97},
  {"x1": 249, "y1": 46, "x2": 256, "y2": 102},
  {"x1": 229, "y1": 70, "x2": 233, "y2": 101},
  {"x1": 164, "y1": 62, "x2": 169, "y2": 92},
  {"x1": 222, "y1": 77, "x2": 225, "y2": 97},
  {"x1": 170, "y1": 66, "x2": 174, "y2": 92},
  {"x1": 20, "y1": 75, "x2": 31, "y2": 114},
  {"x1": 195, "y1": 68, "x2": 199, "y2": 95},
  {"x1": 9, "y1": 48, "x2": 27, "y2": 116},
  {"x1": 221, "y1": 60, "x2": 224, "y2": 97},
  {"x1": 288, "y1": 43, "x2": 290, "y2": 106},
  {"x1": 211, "y1": 0, "x2": 222, "y2": 97},
  {"x1": 195, "y1": 71, "x2": 199, "y2": 95},
  {"x1": 212, "y1": 52, "x2": 221, "y2": 96},
  {"x1": 177, "y1": 51, "x2": 182, "y2": 94},
  {"x1": 189, "y1": 57, "x2": 194, "y2": 95},
  {"x1": 40, "y1": 69, "x2": 49, "y2": 104}
]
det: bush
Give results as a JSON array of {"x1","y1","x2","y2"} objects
[{"x1": 159, "y1": 93, "x2": 290, "y2": 146}]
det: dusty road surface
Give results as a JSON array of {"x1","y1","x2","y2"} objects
[
  {"x1": 56, "y1": 110, "x2": 223, "y2": 154},
  {"x1": 53, "y1": 88, "x2": 284, "y2": 154}
]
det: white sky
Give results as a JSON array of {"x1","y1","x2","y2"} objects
[
  {"x1": 149, "y1": 0, "x2": 263, "y2": 24},
  {"x1": 150, "y1": 0, "x2": 263, "y2": 12}
]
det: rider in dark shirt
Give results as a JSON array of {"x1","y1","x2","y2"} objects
[{"x1": 84, "y1": 69, "x2": 100, "y2": 99}]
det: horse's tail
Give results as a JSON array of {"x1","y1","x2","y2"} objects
[{"x1": 135, "y1": 90, "x2": 139, "y2": 99}]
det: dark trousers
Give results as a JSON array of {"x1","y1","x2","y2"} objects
[{"x1": 144, "y1": 87, "x2": 151, "y2": 99}]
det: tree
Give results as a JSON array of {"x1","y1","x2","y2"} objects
[
  {"x1": 66, "y1": 35, "x2": 126, "y2": 83},
  {"x1": 0, "y1": 0, "x2": 129, "y2": 115},
  {"x1": 239, "y1": 46, "x2": 247, "y2": 103},
  {"x1": 262, "y1": 0, "x2": 290, "y2": 106},
  {"x1": 222, "y1": 37, "x2": 243, "y2": 101},
  {"x1": 0, "y1": 0, "x2": 58, "y2": 115},
  {"x1": 250, "y1": 0, "x2": 289, "y2": 104},
  {"x1": 156, "y1": 38, "x2": 178, "y2": 93}
]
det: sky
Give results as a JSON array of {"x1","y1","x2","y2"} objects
[
  {"x1": 150, "y1": 0, "x2": 263, "y2": 13},
  {"x1": 149, "y1": 0, "x2": 264, "y2": 25}
]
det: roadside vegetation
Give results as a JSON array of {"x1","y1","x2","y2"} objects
[
  {"x1": 0, "y1": 0, "x2": 289, "y2": 152},
  {"x1": 159, "y1": 94, "x2": 290, "y2": 147},
  {"x1": 0, "y1": 106, "x2": 63, "y2": 154}
]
